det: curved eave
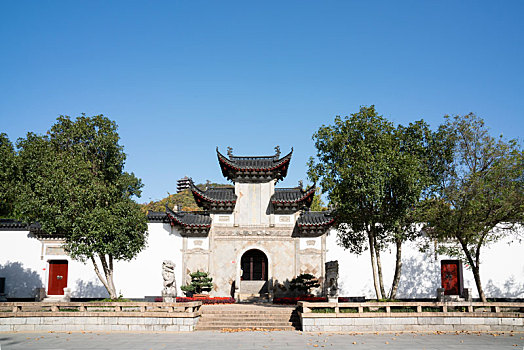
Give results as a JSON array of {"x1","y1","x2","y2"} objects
[
  {"x1": 165, "y1": 208, "x2": 212, "y2": 229},
  {"x1": 216, "y1": 148, "x2": 293, "y2": 180},
  {"x1": 190, "y1": 181, "x2": 237, "y2": 205},
  {"x1": 297, "y1": 217, "x2": 335, "y2": 228},
  {"x1": 271, "y1": 186, "x2": 316, "y2": 205}
]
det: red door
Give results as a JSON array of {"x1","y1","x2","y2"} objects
[
  {"x1": 48, "y1": 260, "x2": 68, "y2": 295},
  {"x1": 441, "y1": 260, "x2": 463, "y2": 295}
]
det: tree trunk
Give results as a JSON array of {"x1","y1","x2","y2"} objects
[
  {"x1": 91, "y1": 254, "x2": 118, "y2": 299},
  {"x1": 389, "y1": 238, "x2": 403, "y2": 300},
  {"x1": 457, "y1": 239, "x2": 487, "y2": 302},
  {"x1": 470, "y1": 263, "x2": 486, "y2": 302},
  {"x1": 367, "y1": 231, "x2": 382, "y2": 299},
  {"x1": 375, "y1": 247, "x2": 386, "y2": 299}
]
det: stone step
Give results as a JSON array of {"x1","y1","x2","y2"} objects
[
  {"x1": 197, "y1": 320, "x2": 295, "y2": 326},
  {"x1": 199, "y1": 314, "x2": 297, "y2": 319},
  {"x1": 195, "y1": 325, "x2": 296, "y2": 331},
  {"x1": 196, "y1": 305, "x2": 301, "y2": 331},
  {"x1": 201, "y1": 309, "x2": 294, "y2": 314}
]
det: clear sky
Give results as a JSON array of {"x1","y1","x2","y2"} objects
[{"x1": 1, "y1": 1, "x2": 523, "y2": 203}]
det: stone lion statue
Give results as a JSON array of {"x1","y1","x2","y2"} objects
[{"x1": 162, "y1": 260, "x2": 177, "y2": 298}]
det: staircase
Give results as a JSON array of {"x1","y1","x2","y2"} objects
[{"x1": 195, "y1": 304, "x2": 300, "y2": 331}]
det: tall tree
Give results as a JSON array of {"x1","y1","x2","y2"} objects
[
  {"x1": 14, "y1": 115, "x2": 148, "y2": 299},
  {"x1": 422, "y1": 113, "x2": 523, "y2": 302},
  {"x1": 0, "y1": 133, "x2": 16, "y2": 218},
  {"x1": 308, "y1": 106, "x2": 451, "y2": 299}
]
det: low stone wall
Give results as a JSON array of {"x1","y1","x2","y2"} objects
[
  {"x1": 0, "y1": 301, "x2": 201, "y2": 332},
  {"x1": 299, "y1": 301, "x2": 524, "y2": 332},
  {"x1": 0, "y1": 316, "x2": 199, "y2": 332}
]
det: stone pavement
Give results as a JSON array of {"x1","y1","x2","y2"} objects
[{"x1": 0, "y1": 331, "x2": 523, "y2": 350}]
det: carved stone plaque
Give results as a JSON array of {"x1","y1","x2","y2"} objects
[{"x1": 45, "y1": 246, "x2": 66, "y2": 256}]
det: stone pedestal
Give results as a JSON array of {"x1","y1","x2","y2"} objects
[{"x1": 436, "y1": 288, "x2": 445, "y2": 301}]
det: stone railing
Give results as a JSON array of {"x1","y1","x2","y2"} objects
[
  {"x1": 0, "y1": 301, "x2": 202, "y2": 332},
  {"x1": 298, "y1": 301, "x2": 524, "y2": 332}
]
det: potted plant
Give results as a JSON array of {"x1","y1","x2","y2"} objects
[{"x1": 180, "y1": 271, "x2": 213, "y2": 297}]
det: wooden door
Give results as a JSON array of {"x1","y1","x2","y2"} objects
[
  {"x1": 441, "y1": 260, "x2": 463, "y2": 296},
  {"x1": 48, "y1": 260, "x2": 68, "y2": 295}
]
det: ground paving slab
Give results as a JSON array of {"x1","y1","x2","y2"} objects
[{"x1": 0, "y1": 331, "x2": 523, "y2": 350}]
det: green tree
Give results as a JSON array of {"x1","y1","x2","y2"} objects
[
  {"x1": 14, "y1": 115, "x2": 148, "y2": 299},
  {"x1": 180, "y1": 271, "x2": 213, "y2": 295},
  {"x1": 422, "y1": 114, "x2": 523, "y2": 302},
  {"x1": 310, "y1": 188, "x2": 328, "y2": 211},
  {"x1": 140, "y1": 182, "x2": 231, "y2": 213},
  {"x1": 289, "y1": 273, "x2": 320, "y2": 295},
  {"x1": 308, "y1": 106, "x2": 451, "y2": 299},
  {"x1": 0, "y1": 133, "x2": 16, "y2": 218}
]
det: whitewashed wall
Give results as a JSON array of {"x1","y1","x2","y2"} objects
[
  {"x1": 326, "y1": 228, "x2": 524, "y2": 299},
  {"x1": 3, "y1": 224, "x2": 522, "y2": 299},
  {"x1": 0, "y1": 231, "x2": 44, "y2": 298},
  {"x1": 113, "y1": 222, "x2": 184, "y2": 298},
  {"x1": 0, "y1": 223, "x2": 185, "y2": 299}
]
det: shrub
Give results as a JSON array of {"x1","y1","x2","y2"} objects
[
  {"x1": 289, "y1": 274, "x2": 320, "y2": 295},
  {"x1": 180, "y1": 271, "x2": 213, "y2": 295}
]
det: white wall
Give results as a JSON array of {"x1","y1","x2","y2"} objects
[
  {"x1": 0, "y1": 222, "x2": 185, "y2": 299},
  {"x1": 326, "y1": 228, "x2": 524, "y2": 299},
  {"x1": 0, "y1": 231, "x2": 44, "y2": 298},
  {"x1": 114, "y1": 223, "x2": 184, "y2": 298}
]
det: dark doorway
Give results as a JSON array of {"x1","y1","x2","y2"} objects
[
  {"x1": 241, "y1": 249, "x2": 268, "y2": 281},
  {"x1": 48, "y1": 260, "x2": 68, "y2": 295}
]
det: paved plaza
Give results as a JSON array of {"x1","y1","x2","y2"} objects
[{"x1": 0, "y1": 331, "x2": 522, "y2": 350}]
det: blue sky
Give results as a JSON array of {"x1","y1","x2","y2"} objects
[{"x1": 1, "y1": 1, "x2": 523, "y2": 203}]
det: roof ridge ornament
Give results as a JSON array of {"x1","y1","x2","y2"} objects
[
  {"x1": 227, "y1": 146, "x2": 233, "y2": 159},
  {"x1": 274, "y1": 145, "x2": 281, "y2": 159}
]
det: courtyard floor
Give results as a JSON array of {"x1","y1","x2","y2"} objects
[{"x1": 0, "y1": 330, "x2": 522, "y2": 350}]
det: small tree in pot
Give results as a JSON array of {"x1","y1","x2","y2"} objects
[
  {"x1": 289, "y1": 273, "x2": 320, "y2": 296},
  {"x1": 181, "y1": 271, "x2": 213, "y2": 296}
]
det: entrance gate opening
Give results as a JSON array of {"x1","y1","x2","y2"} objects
[{"x1": 241, "y1": 249, "x2": 268, "y2": 281}]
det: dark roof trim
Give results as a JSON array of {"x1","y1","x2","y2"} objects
[
  {"x1": 297, "y1": 211, "x2": 335, "y2": 227},
  {"x1": 216, "y1": 147, "x2": 293, "y2": 182},
  {"x1": 165, "y1": 207, "x2": 212, "y2": 228},
  {"x1": 271, "y1": 185, "x2": 316, "y2": 204},
  {"x1": 190, "y1": 179, "x2": 237, "y2": 204}
]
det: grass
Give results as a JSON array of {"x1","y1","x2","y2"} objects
[
  {"x1": 339, "y1": 308, "x2": 358, "y2": 313},
  {"x1": 311, "y1": 307, "x2": 335, "y2": 313},
  {"x1": 422, "y1": 306, "x2": 441, "y2": 312},
  {"x1": 390, "y1": 307, "x2": 417, "y2": 313}
]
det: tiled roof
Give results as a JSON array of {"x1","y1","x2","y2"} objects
[
  {"x1": 297, "y1": 211, "x2": 334, "y2": 227},
  {"x1": 146, "y1": 211, "x2": 168, "y2": 222},
  {"x1": 0, "y1": 219, "x2": 28, "y2": 230},
  {"x1": 272, "y1": 186, "x2": 315, "y2": 204},
  {"x1": 190, "y1": 180, "x2": 236, "y2": 203},
  {"x1": 216, "y1": 147, "x2": 293, "y2": 182},
  {"x1": 165, "y1": 207, "x2": 212, "y2": 228}
]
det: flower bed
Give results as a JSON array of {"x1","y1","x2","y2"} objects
[
  {"x1": 273, "y1": 296, "x2": 327, "y2": 305},
  {"x1": 153, "y1": 296, "x2": 235, "y2": 304},
  {"x1": 176, "y1": 297, "x2": 235, "y2": 304}
]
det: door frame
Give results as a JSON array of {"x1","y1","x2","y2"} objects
[
  {"x1": 47, "y1": 260, "x2": 69, "y2": 295},
  {"x1": 235, "y1": 246, "x2": 272, "y2": 299}
]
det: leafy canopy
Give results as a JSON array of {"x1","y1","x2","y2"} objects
[
  {"x1": 0, "y1": 133, "x2": 16, "y2": 218},
  {"x1": 14, "y1": 115, "x2": 148, "y2": 262},
  {"x1": 308, "y1": 106, "x2": 451, "y2": 252}
]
